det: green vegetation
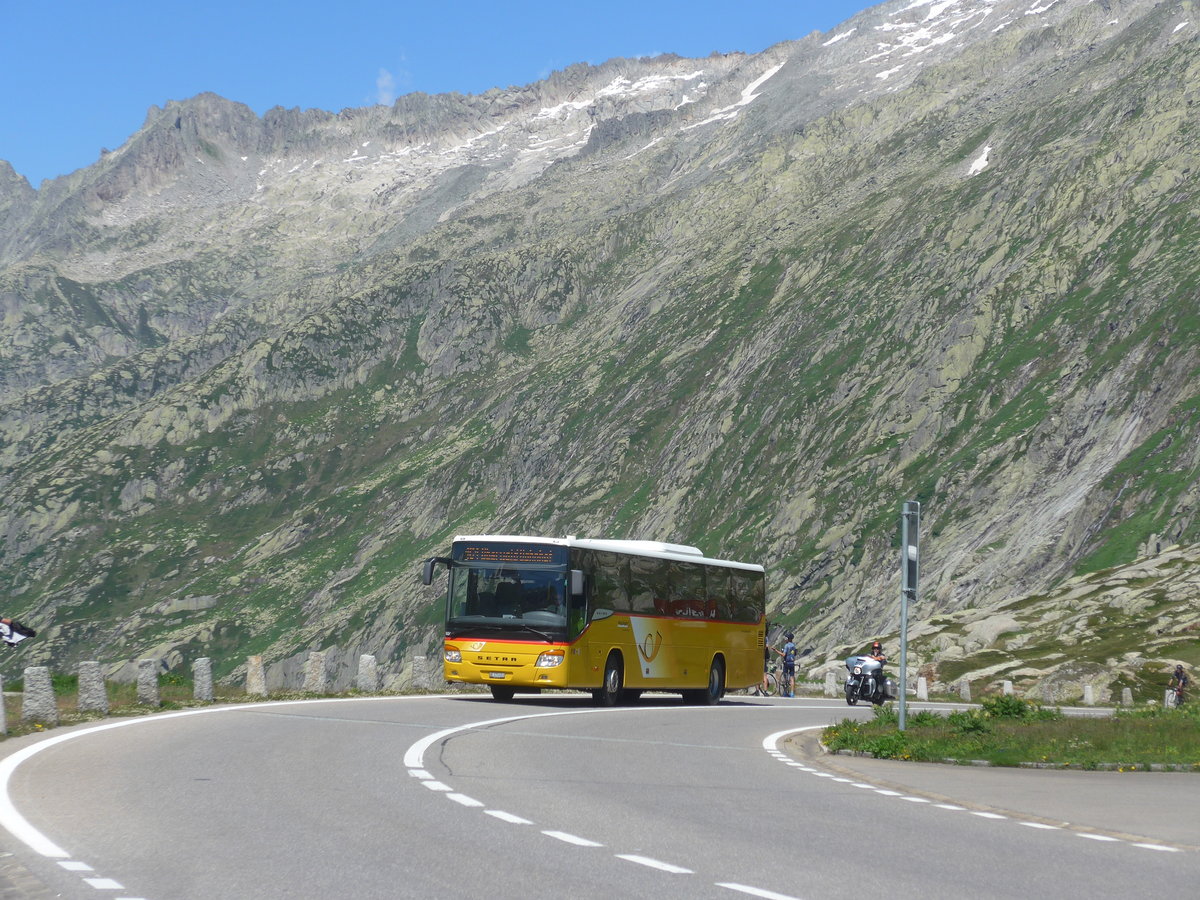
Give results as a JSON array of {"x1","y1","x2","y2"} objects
[{"x1": 823, "y1": 698, "x2": 1200, "y2": 770}]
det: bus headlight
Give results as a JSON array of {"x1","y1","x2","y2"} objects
[
  {"x1": 445, "y1": 648, "x2": 462, "y2": 663},
  {"x1": 535, "y1": 651, "x2": 565, "y2": 668}
]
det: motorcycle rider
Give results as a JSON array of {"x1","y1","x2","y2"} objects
[
  {"x1": 1168, "y1": 664, "x2": 1190, "y2": 706},
  {"x1": 867, "y1": 641, "x2": 887, "y2": 701}
]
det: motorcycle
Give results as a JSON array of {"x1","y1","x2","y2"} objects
[{"x1": 844, "y1": 655, "x2": 895, "y2": 706}]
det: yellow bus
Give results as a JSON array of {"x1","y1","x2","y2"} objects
[{"x1": 422, "y1": 534, "x2": 766, "y2": 704}]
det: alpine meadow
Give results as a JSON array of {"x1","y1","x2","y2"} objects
[{"x1": 1, "y1": 0, "x2": 1198, "y2": 698}]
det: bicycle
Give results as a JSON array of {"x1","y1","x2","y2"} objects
[
  {"x1": 778, "y1": 664, "x2": 796, "y2": 698},
  {"x1": 751, "y1": 663, "x2": 778, "y2": 697}
]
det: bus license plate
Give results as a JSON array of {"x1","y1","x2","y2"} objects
[{"x1": 488, "y1": 672, "x2": 506, "y2": 679}]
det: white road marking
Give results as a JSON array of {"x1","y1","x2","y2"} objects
[
  {"x1": 59, "y1": 861, "x2": 93, "y2": 871},
  {"x1": 616, "y1": 854, "x2": 693, "y2": 873},
  {"x1": 543, "y1": 830, "x2": 603, "y2": 847},
  {"x1": 447, "y1": 793, "x2": 484, "y2": 807},
  {"x1": 82, "y1": 877, "x2": 123, "y2": 889},
  {"x1": 718, "y1": 883, "x2": 804, "y2": 899},
  {"x1": 485, "y1": 810, "x2": 532, "y2": 824}
]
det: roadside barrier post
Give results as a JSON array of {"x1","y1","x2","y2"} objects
[
  {"x1": 0, "y1": 675, "x2": 6, "y2": 735},
  {"x1": 193, "y1": 658, "x2": 214, "y2": 701},
  {"x1": 959, "y1": 678, "x2": 971, "y2": 702},
  {"x1": 1121, "y1": 687, "x2": 1133, "y2": 707},
  {"x1": 22, "y1": 666, "x2": 58, "y2": 725},
  {"x1": 137, "y1": 659, "x2": 160, "y2": 707},
  {"x1": 246, "y1": 656, "x2": 267, "y2": 697},
  {"x1": 78, "y1": 661, "x2": 108, "y2": 715},
  {"x1": 1082, "y1": 683, "x2": 1095, "y2": 706},
  {"x1": 357, "y1": 654, "x2": 379, "y2": 693},
  {"x1": 824, "y1": 672, "x2": 836, "y2": 697},
  {"x1": 303, "y1": 650, "x2": 328, "y2": 694},
  {"x1": 1002, "y1": 680, "x2": 1013, "y2": 696},
  {"x1": 916, "y1": 676, "x2": 928, "y2": 701}
]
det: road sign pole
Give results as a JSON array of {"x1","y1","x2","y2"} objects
[{"x1": 899, "y1": 500, "x2": 920, "y2": 731}]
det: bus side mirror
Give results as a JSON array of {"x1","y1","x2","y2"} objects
[
  {"x1": 422, "y1": 557, "x2": 451, "y2": 586},
  {"x1": 570, "y1": 569, "x2": 585, "y2": 597}
]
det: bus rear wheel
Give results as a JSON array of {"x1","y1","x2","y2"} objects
[
  {"x1": 594, "y1": 654, "x2": 623, "y2": 706},
  {"x1": 685, "y1": 659, "x2": 725, "y2": 705}
]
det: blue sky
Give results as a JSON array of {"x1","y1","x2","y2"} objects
[{"x1": 1, "y1": 1, "x2": 876, "y2": 188}]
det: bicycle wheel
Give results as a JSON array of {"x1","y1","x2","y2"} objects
[{"x1": 764, "y1": 672, "x2": 778, "y2": 696}]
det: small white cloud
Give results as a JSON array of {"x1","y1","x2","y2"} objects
[{"x1": 376, "y1": 68, "x2": 396, "y2": 105}]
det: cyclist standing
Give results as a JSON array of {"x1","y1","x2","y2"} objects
[{"x1": 774, "y1": 632, "x2": 798, "y2": 698}]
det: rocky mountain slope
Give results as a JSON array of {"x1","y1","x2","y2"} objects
[{"x1": 1, "y1": 0, "x2": 1197, "y2": 691}]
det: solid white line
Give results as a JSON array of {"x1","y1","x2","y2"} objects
[
  {"x1": 542, "y1": 830, "x2": 603, "y2": 847},
  {"x1": 485, "y1": 810, "x2": 533, "y2": 825},
  {"x1": 717, "y1": 883, "x2": 803, "y2": 899},
  {"x1": 616, "y1": 854, "x2": 692, "y2": 873}
]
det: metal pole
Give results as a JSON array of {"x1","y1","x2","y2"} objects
[{"x1": 899, "y1": 500, "x2": 920, "y2": 731}]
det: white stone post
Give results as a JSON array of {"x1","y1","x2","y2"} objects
[
  {"x1": 1002, "y1": 680, "x2": 1013, "y2": 696},
  {"x1": 78, "y1": 661, "x2": 108, "y2": 714},
  {"x1": 824, "y1": 672, "x2": 837, "y2": 697},
  {"x1": 245, "y1": 656, "x2": 267, "y2": 697},
  {"x1": 1082, "y1": 683, "x2": 1095, "y2": 706},
  {"x1": 357, "y1": 654, "x2": 379, "y2": 693},
  {"x1": 302, "y1": 650, "x2": 328, "y2": 694},
  {"x1": 958, "y1": 678, "x2": 971, "y2": 702},
  {"x1": 1165, "y1": 688, "x2": 1176, "y2": 708},
  {"x1": 1121, "y1": 687, "x2": 1133, "y2": 707},
  {"x1": 22, "y1": 666, "x2": 58, "y2": 725},
  {"x1": 916, "y1": 676, "x2": 928, "y2": 701},
  {"x1": 193, "y1": 658, "x2": 213, "y2": 702},
  {"x1": 137, "y1": 659, "x2": 160, "y2": 707}
]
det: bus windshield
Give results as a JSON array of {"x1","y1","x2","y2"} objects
[{"x1": 446, "y1": 564, "x2": 575, "y2": 640}]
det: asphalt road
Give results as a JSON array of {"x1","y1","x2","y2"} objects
[{"x1": 0, "y1": 694, "x2": 1196, "y2": 899}]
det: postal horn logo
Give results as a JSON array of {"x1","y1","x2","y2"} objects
[
  {"x1": 638, "y1": 631, "x2": 664, "y2": 663},
  {"x1": 468, "y1": 641, "x2": 487, "y2": 652}
]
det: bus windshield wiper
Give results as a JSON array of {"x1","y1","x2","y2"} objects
[{"x1": 503, "y1": 622, "x2": 554, "y2": 641}]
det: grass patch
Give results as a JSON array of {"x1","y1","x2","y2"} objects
[{"x1": 823, "y1": 697, "x2": 1200, "y2": 769}]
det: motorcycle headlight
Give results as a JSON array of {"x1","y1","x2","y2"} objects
[
  {"x1": 444, "y1": 648, "x2": 462, "y2": 663},
  {"x1": 853, "y1": 666, "x2": 862, "y2": 674}
]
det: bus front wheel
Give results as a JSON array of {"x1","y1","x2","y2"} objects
[{"x1": 594, "y1": 654, "x2": 623, "y2": 706}]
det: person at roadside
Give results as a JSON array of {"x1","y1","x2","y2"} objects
[
  {"x1": 1168, "y1": 664, "x2": 1190, "y2": 706},
  {"x1": 756, "y1": 634, "x2": 772, "y2": 696},
  {"x1": 774, "y1": 632, "x2": 798, "y2": 697}
]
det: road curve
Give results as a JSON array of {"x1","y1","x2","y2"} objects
[{"x1": 0, "y1": 694, "x2": 1196, "y2": 899}]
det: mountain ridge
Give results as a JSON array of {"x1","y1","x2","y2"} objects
[{"x1": 0, "y1": 0, "x2": 1197, "y2": 694}]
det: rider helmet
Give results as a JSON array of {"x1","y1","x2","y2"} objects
[{"x1": 871, "y1": 641, "x2": 882, "y2": 653}]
